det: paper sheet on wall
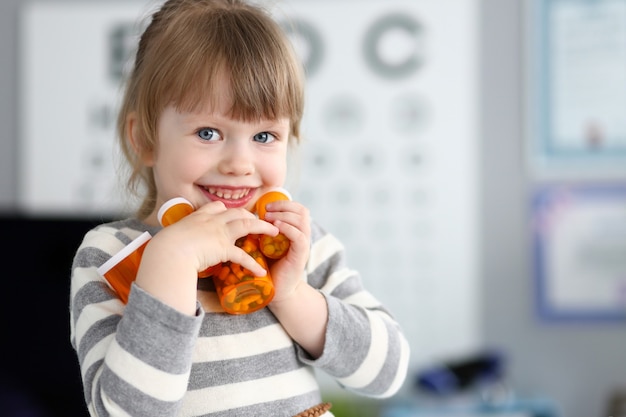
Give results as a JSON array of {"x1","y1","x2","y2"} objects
[
  {"x1": 533, "y1": 184, "x2": 626, "y2": 320},
  {"x1": 531, "y1": 0, "x2": 626, "y2": 171},
  {"x1": 19, "y1": 0, "x2": 480, "y2": 369}
]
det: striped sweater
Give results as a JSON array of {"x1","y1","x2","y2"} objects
[{"x1": 70, "y1": 217, "x2": 410, "y2": 417}]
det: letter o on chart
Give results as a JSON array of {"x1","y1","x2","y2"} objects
[{"x1": 280, "y1": 18, "x2": 324, "y2": 78}]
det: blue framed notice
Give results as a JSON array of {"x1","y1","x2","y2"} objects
[
  {"x1": 530, "y1": 0, "x2": 626, "y2": 168},
  {"x1": 532, "y1": 183, "x2": 626, "y2": 321}
]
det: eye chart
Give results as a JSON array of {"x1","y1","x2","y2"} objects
[{"x1": 19, "y1": 0, "x2": 480, "y2": 368}]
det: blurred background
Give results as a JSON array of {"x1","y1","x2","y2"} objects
[{"x1": 1, "y1": 0, "x2": 626, "y2": 416}]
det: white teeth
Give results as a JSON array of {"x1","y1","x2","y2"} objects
[{"x1": 207, "y1": 187, "x2": 249, "y2": 200}]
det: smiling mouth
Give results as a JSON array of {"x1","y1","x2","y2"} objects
[{"x1": 205, "y1": 187, "x2": 252, "y2": 200}]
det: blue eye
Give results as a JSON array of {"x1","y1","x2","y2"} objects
[
  {"x1": 254, "y1": 132, "x2": 276, "y2": 144},
  {"x1": 197, "y1": 128, "x2": 220, "y2": 141}
]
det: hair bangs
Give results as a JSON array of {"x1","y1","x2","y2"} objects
[{"x1": 166, "y1": 7, "x2": 304, "y2": 127}]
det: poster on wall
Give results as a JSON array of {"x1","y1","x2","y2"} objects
[
  {"x1": 529, "y1": 0, "x2": 626, "y2": 172},
  {"x1": 19, "y1": 0, "x2": 480, "y2": 368},
  {"x1": 532, "y1": 183, "x2": 626, "y2": 321}
]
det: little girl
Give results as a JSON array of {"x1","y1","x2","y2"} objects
[{"x1": 69, "y1": 0, "x2": 410, "y2": 416}]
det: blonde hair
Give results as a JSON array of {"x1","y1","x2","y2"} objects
[{"x1": 116, "y1": 0, "x2": 305, "y2": 217}]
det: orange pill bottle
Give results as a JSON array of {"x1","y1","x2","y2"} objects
[
  {"x1": 255, "y1": 187, "x2": 292, "y2": 259},
  {"x1": 97, "y1": 231, "x2": 152, "y2": 304},
  {"x1": 213, "y1": 236, "x2": 275, "y2": 314},
  {"x1": 158, "y1": 197, "x2": 275, "y2": 314}
]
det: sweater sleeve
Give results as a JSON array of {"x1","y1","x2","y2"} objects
[
  {"x1": 298, "y1": 221, "x2": 411, "y2": 398},
  {"x1": 69, "y1": 224, "x2": 203, "y2": 417}
]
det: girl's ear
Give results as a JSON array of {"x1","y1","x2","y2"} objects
[{"x1": 126, "y1": 112, "x2": 154, "y2": 166}]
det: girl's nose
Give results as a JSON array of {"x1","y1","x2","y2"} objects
[{"x1": 217, "y1": 141, "x2": 254, "y2": 176}]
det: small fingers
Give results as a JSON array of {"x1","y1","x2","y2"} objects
[
  {"x1": 195, "y1": 200, "x2": 228, "y2": 214},
  {"x1": 195, "y1": 204, "x2": 272, "y2": 232},
  {"x1": 230, "y1": 247, "x2": 267, "y2": 277},
  {"x1": 264, "y1": 201, "x2": 309, "y2": 222},
  {"x1": 264, "y1": 199, "x2": 305, "y2": 214},
  {"x1": 264, "y1": 211, "x2": 306, "y2": 229},
  {"x1": 273, "y1": 219, "x2": 308, "y2": 250},
  {"x1": 228, "y1": 217, "x2": 279, "y2": 240}
]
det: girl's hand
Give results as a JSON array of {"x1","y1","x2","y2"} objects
[
  {"x1": 167, "y1": 201, "x2": 280, "y2": 275},
  {"x1": 262, "y1": 199, "x2": 311, "y2": 303},
  {"x1": 263, "y1": 200, "x2": 328, "y2": 359},
  {"x1": 135, "y1": 201, "x2": 278, "y2": 314}
]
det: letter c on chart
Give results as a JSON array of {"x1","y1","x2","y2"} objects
[{"x1": 363, "y1": 13, "x2": 425, "y2": 79}]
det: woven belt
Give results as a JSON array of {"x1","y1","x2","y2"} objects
[{"x1": 292, "y1": 402, "x2": 332, "y2": 417}]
